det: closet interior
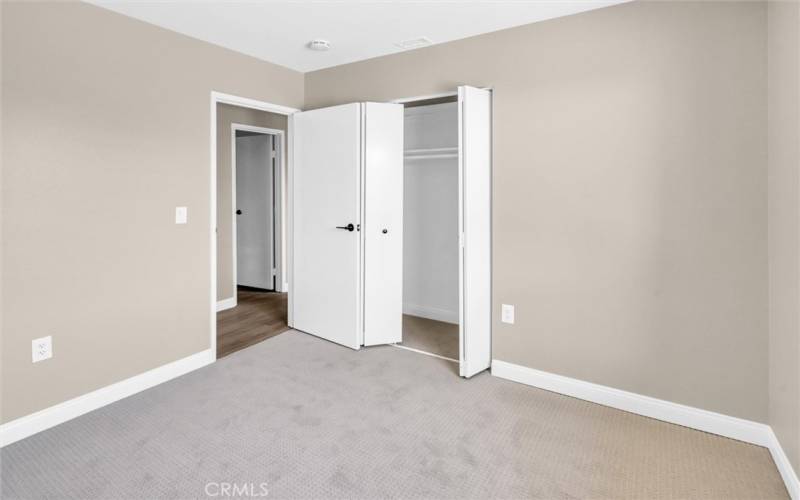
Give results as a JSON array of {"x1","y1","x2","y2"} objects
[{"x1": 400, "y1": 98, "x2": 460, "y2": 361}]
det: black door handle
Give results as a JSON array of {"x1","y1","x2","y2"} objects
[
  {"x1": 336, "y1": 223, "x2": 355, "y2": 232},
  {"x1": 236, "y1": 210, "x2": 242, "y2": 215}
]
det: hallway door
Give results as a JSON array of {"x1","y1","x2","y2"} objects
[{"x1": 236, "y1": 133, "x2": 275, "y2": 290}]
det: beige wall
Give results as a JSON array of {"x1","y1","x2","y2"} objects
[
  {"x1": 216, "y1": 104, "x2": 288, "y2": 301},
  {"x1": 306, "y1": 1, "x2": 769, "y2": 422},
  {"x1": 768, "y1": 0, "x2": 800, "y2": 475},
  {"x1": 0, "y1": 2, "x2": 303, "y2": 423}
]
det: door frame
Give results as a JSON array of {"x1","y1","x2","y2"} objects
[
  {"x1": 390, "y1": 90, "x2": 458, "y2": 104},
  {"x1": 210, "y1": 91, "x2": 299, "y2": 359},
  {"x1": 231, "y1": 123, "x2": 285, "y2": 300},
  {"x1": 390, "y1": 88, "x2": 494, "y2": 376}
]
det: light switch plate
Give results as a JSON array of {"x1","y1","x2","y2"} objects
[
  {"x1": 501, "y1": 304, "x2": 515, "y2": 324},
  {"x1": 32, "y1": 335, "x2": 52, "y2": 363},
  {"x1": 175, "y1": 206, "x2": 188, "y2": 224}
]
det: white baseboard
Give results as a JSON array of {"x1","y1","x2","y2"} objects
[
  {"x1": 491, "y1": 359, "x2": 799, "y2": 499},
  {"x1": 491, "y1": 359, "x2": 772, "y2": 445},
  {"x1": 403, "y1": 303, "x2": 458, "y2": 324},
  {"x1": 0, "y1": 349, "x2": 214, "y2": 448},
  {"x1": 216, "y1": 297, "x2": 237, "y2": 312},
  {"x1": 767, "y1": 428, "x2": 800, "y2": 499}
]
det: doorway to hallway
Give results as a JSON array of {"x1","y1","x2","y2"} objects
[{"x1": 217, "y1": 286, "x2": 287, "y2": 358}]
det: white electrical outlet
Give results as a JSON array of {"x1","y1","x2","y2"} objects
[
  {"x1": 32, "y1": 335, "x2": 52, "y2": 363},
  {"x1": 501, "y1": 304, "x2": 515, "y2": 324},
  {"x1": 175, "y1": 206, "x2": 188, "y2": 224}
]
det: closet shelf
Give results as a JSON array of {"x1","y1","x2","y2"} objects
[{"x1": 404, "y1": 147, "x2": 458, "y2": 160}]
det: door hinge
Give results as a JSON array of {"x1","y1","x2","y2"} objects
[
  {"x1": 271, "y1": 267, "x2": 277, "y2": 276},
  {"x1": 459, "y1": 232, "x2": 465, "y2": 247}
]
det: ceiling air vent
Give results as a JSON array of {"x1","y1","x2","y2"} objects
[{"x1": 394, "y1": 37, "x2": 433, "y2": 50}]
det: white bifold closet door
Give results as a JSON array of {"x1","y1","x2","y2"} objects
[
  {"x1": 292, "y1": 104, "x2": 363, "y2": 349},
  {"x1": 291, "y1": 102, "x2": 403, "y2": 350},
  {"x1": 458, "y1": 85, "x2": 492, "y2": 378},
  {"x1": 363, "y1": 103, "x2": 404, "y2": 346}
]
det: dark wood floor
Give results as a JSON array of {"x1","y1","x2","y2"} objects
[{"x1": 217, "y1": 287, "x2": 288, "y2": 358}]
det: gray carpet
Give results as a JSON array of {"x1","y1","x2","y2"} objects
[{"x1": 1, "y1": 330, "x2": 788, "y2": 499}]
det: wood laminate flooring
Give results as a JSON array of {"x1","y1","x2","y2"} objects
[{"x1": 216, "y1": 287, "x2": 288, "y2": 358}]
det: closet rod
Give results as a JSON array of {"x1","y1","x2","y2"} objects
[
  {"x1": 404, "y1": 147, "x2": 458, "y2": 155},
  {"x1": 404, "y1": 154, "x2": 458, "y2": 160}
]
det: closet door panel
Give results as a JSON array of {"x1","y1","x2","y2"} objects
[
  {"x1": 458, "y1": 86, "x2": 492, "y2": 377},
  {"x1": 291, "y1": 103, "x2": 362, "y2": 350},
  {"x1": 363, "y1": 102, "x2": 404, "y2": 346}
]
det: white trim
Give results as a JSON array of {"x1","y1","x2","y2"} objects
[
  {"x1": 211, "y1": 92, "x2": 300, "y2": 357},
  {"x1": 403, "y1": 303, "x2": 458, "y2": 324},
  {"x1": 457, "y1": 88, "x2": 465, "y2": 376},
  {"x1": 767, "y1": 429, "x2": 800, "y2": 499},
  {"x1": 0, "y1": 349, "x2": 214, "y2": 448},
  {"x1": 491, "y1": 359, "x2": 773, "y2": 446},
  {"x1": 391, "y1": 344, "x2": 459, "y2": 363},
  {"x1": 231, "y1": 123, "x2": 285, "y2": 295},
  {"x1": 231, "y1": 123, "x2": 284, "y2": 136},
  {"x1": 390, "y1": 88, "x2": 493, "y2": 105},
  {"x1": 286, "y1": 114, "x2": 295, "y2": 328},
  {"x1": 212, "y1": 91, "x2": 301, "y2": 116},
  {"x1": 358, "y1": 103, "x2": 366, "y2": 347},
  {"x1": 391, "y1": 91, "x2": 458, "y2": 104},
  {"x1": 210, "y1": 93, "x2": 219, "y2": 359},
  {"x1": 276, "y1": 129, "x2": 288, "y2": 293},
  {"x1": 216, "y1": 297, "x2": 237, "y2": 312}
]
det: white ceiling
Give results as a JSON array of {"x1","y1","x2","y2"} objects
[{"x1": 87, "y1": 0, "x2": 628, "y2": 73}]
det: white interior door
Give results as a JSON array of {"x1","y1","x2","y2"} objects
[
  {"x1": 291, "y1": 104, "x2": 362, "y2": 350},
  {"x1": 236, "y1": 133, "x2": 274, "y2": 290},
  {"x1": 458, "y1": 86, "x2": 492, "y2": 378},
  {"x1": 363, "y1": 103, "x2": 404, "y2": 345}
]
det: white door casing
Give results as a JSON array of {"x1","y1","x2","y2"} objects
[{"x1": 458, "y1": 86, "x2": 492, "y2": 378}]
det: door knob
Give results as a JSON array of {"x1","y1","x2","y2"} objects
[
  {"x1": 336, "y1": 223, "x2": 355, "y2": 232},
  {"x1": 236, "y1": 210, "x2": 242, "y2": 215}
]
